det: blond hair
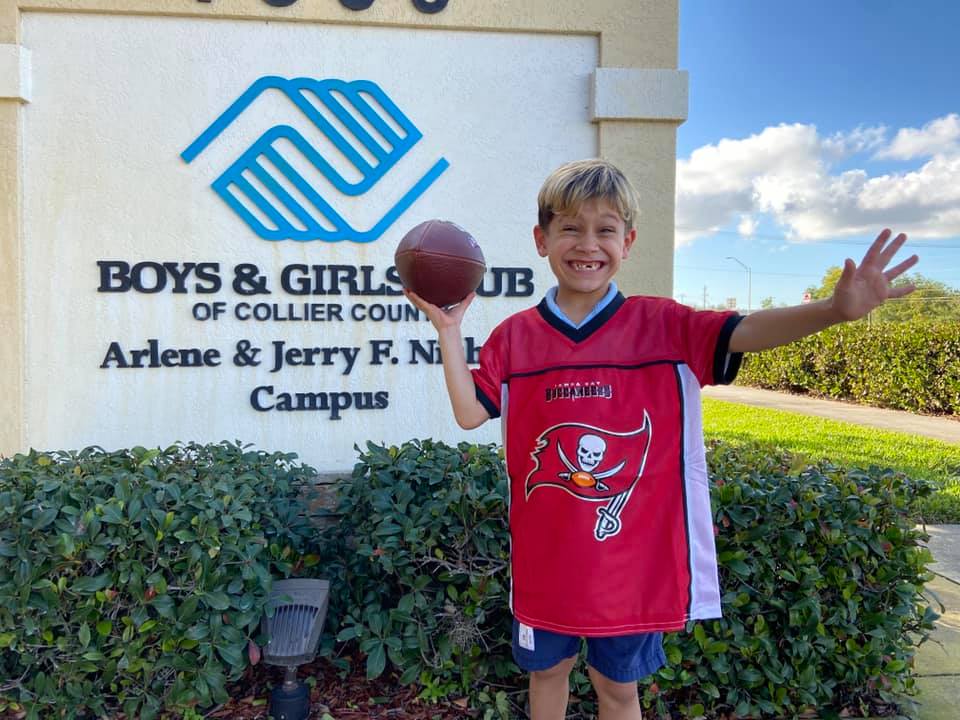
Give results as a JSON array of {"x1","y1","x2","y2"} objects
[{"x1": 537, "y1": 159, "x2": 641, "y2": 231}]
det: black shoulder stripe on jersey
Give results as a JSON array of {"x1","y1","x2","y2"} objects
[
  {"x1": 474, "y1": 384, "x2": 500, "y2": 419},
  {"x1": 507, "y1": 359, "x2": 679, "y2": 381},
  {"x1": 536, "y1": 292, "x2": 627, "y2": 343},
  {"x1": 713, "y1": 314, "x2": 745, "y2": 385}
]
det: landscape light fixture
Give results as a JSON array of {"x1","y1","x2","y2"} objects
[{"x1": 261, "y1": 578, "x2": 330, "y2": 720}]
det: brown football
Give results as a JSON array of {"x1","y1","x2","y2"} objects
[{"x1": 394, "y1": 220, "x2": 486, "y2": 307}]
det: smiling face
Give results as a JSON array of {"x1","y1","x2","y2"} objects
[{"x1": 534, "y1": 198, "x2": 637, "y2": 318}]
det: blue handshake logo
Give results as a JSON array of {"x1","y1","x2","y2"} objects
[{"x1": 182, "y1": 76, "x2": 449, "y2": 242}]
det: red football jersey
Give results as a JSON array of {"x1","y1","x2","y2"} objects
[{"x1": 472, "y1": 294, "x2": 742, "y2": 635}]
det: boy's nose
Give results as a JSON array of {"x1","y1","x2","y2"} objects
[{"x1": 576, "y1": 232, "x2": 601, "y2": 249}]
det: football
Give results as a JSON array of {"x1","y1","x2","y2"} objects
[{"x1": 394, "y1": 220, "x2": 486, "y2": 307}]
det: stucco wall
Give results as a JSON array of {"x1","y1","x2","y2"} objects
[{"x1": 0, "y1": 0, "x2": 684, "y2": 462}]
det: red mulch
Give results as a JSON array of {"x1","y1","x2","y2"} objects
[
  {"x1": 0, "y1": 656, "x2": 483, "y2": 720},
  {"x1": 0, "y1": 656, "x2": 904, "y2": 719},
  {"x1": 206, "y1": 655, "x2": 479, "y2": 719}
]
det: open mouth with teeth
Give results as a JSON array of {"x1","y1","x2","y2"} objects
[{"x1": 569, "y1": 261, "x2": 604, "y2": 271}]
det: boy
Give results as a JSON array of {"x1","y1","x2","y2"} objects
[{"x1": 404, "y1": 159, "x2": 917, "y2": 720}]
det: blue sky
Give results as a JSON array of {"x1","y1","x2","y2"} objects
[{"x1": 675, "y1": 1, "x2": 960, "y2": 308}]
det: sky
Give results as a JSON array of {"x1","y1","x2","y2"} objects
[{"x1": 674, "y1": 0, "x2": 960, "y2": 309}]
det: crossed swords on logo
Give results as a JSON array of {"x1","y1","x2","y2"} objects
[{"x1": 556, "y1": 443, "x2": 632, "y2": 541}]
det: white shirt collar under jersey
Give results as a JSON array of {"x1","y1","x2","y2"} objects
[{"x1": 545, "y1": 281, "x2": 619, "y2": 329}]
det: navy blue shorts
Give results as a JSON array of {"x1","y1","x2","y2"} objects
[{"x1": 511, "y1": 619, "x2": 666, "y2": 683}]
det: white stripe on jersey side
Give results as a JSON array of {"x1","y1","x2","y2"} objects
[
  {"x1": 678, "y1": 365, "x2": 723, "y2": 619},
  {"x1": 501, "y1": 383, "x2": 513, "y2": 615}
]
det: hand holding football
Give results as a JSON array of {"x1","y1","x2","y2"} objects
[{"x1": 394, "y1": 220, "x2": 486, "y2": 307}]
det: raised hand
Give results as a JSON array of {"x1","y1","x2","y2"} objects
[{"x1": 831, "y1": 229, "x2": 919, "y2": 321}]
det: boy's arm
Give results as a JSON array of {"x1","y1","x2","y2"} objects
[
  {"x1": 404, "y1": 290, "x2": 490, "y2": 429},
  {"x1": 729, "y1": 229, "x2": 918, "y2": 353}
]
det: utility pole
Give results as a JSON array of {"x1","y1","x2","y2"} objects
[{"x1": 702, "y1": 285, "x2": 708, "y2": 309}]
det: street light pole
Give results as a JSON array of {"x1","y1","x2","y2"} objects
[{"x1": 725, "y1": 256, "x2": 752, "y2": 313}]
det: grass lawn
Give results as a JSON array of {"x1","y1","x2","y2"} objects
[{"x1": 703, "y1": 398, "x2": 960, "y2": 522}]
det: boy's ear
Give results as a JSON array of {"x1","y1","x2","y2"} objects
[
  {"x1": 622, "y1": 228, "x2": 637, "y2": 258},
  {"x1": 533, "y1": 225, "x2": 549, "y2": 257}
]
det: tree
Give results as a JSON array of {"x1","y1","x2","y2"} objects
[
  {"x1": 806, "y1": 268, "x2": 960, "y2": 322},
  {"x1": 805, "y1": 266, "x2": 844, "y2": 302}
]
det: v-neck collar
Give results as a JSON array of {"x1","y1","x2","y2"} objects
[{"x1": 536, "y1": 292, "x2": 626, "y2": 343}]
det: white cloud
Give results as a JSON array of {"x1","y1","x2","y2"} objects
[
  {"x1": 874, "y1": 114, "x2": 960, "y2": 160},
  {"x1": 737, "y1": 214, "x2": 758, "y2": 237},
  {"x1": 675, "y1": 114, "x2": 960, "y2": 247},
  {"x1": 823, "y1": 125, "x2": 887, "y2": 157}
]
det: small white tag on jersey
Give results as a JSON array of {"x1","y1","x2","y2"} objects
[{"x1": 518, "y1": 622, "x2": 535, "y2": 651}]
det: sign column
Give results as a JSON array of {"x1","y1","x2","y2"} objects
[{"x1": 0, "y1": 2, "x2": 26, "y2": 456}]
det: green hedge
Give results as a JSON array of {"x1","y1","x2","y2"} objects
[
  {"x1": 322, "y1": 439, "x2": 938, "y2": 719},
  {"x1": 0, "y1": 439, "x2": 939, "y2": 718},
  {"x1": 317, "y1": 440, "x2": 515, "y2": 709},
  {"x1": 738, "y1": 321, "x2": 960, "y2": 414},
  {"x1": 0, "y1": 442, "x2": 324, "y2": 719},
  {"x1": 653, "y1": 442, "x2": 937, "y2": 719}
]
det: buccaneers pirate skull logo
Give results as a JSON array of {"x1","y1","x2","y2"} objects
[
  {"x1": 559, "y1": 433, "x2": 626, "y2": 492},
  {"x1": 525, "y1": 412, "x2": 652, "y2": 541}
]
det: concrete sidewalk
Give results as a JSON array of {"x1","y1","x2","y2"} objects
[
  {"x1": 914, "y1": 527, "x2": 960, "y2": 720},
  {"x1": 701, "y1": 384, "x2": 960, "y2": 718},
  {"x1": 702, "y1": 385, "x2": 960, "y2": 445}
]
